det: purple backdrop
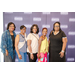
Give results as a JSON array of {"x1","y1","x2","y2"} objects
[{"x1": 3, "y1": 12, "x2": 75, "y2": 62}]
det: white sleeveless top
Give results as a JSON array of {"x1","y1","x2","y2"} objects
[{"x1": 18, "y1": 33, "x2": 27, "y2": 53}]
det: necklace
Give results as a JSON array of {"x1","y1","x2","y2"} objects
[{"x1": 53, "y1": 31, "x2": 59, "y2": 35}]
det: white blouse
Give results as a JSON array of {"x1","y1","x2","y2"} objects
[{"x1": 27, "y1": 33, "x2": 39, "y2": 53}]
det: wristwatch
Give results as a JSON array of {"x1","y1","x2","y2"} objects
[
  {"x1": 61, "y1": 50, "x2": 64, "y2": 53},
  {"x1": 30, "y1": 53, "x2": 33, "y2": 54}
]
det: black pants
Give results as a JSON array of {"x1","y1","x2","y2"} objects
[{"x1": 27, "y1": 52, "x2": 37, "y2": 62}]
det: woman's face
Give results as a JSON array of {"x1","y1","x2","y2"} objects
[
  {"x1": 54, "y1": 23, "x2": 60, "y2": 31},
  {"x1": 9, "y1": 24, "x2": 15, "y2": 31},
  {"x1": 32, "y1": 26, "x2": 37, "y2": 34},
  {"x1": 21, "y1": 27, "x2": 26, "y2": 34},
  {"x1": 42, "y1": 29, "x2": 47, "y2": 36}
]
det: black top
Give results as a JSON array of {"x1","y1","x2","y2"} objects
[
  {"x1": 49, "y1": 30, "x2": 66, "y2": 47},
  {"x1": 49, "y1": 30, "x2": 67, "y2": 62},
  {"x1": 11, "y1": 35, "x2": 15, "y2": 50}
]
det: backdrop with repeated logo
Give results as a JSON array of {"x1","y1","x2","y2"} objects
[{"x1": 3, "y1": 12, "x2": 75, "y2": 62}]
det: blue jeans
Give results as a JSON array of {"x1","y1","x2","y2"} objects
[{"x1": 18, "y1": 51, "x2": 27, "y2": 62}]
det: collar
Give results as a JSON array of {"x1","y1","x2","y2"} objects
[{"x1": 53, "y1": 31, "x2": 59, "y2": 35}]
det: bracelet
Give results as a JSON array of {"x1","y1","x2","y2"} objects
[
  {"x1": 30, "y1": 53, "x2": 33, "y2": 54},
  {"x1": 61, "y1": 50, "x2": 64, "y2": 53}
]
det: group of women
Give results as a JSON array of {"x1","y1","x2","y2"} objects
[{"x1": 1, "y1": 22, "x2": 67, "y2": 62}]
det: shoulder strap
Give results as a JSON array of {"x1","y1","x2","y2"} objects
[
  {"x1": 19, "y1": 33, "x2": 26, "y2": 41},
  {"x1": 31, "y1": 33, "x2": 39, "y2": 41}
]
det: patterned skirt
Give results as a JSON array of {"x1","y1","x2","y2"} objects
[{"x1": 37, "y1": 52, "x2": 47, "y2": 62}]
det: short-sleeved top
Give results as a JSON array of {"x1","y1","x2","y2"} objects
[
  {"x1": 27, "y1": 33, "x2": 39, "y2": 53},
  {"x1": 49, "y1": 30, "x2": 67, "y2": 48}
]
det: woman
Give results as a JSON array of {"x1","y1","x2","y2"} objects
[
  {"x1": 27, "y1": 24, "x2": 39, "y2": 62},
  {"x1": 37, "y1": 28, "x2": 49, "y2": 62},
  {"x1": 49, "y1": 22, "x2": 68, "y2": 62},
  {"x1": 15, "y1": 25, "x2": 27, "y2": 62},
  {"x1": 1, "y1": 22, "x2": 16, "y2": 62}
]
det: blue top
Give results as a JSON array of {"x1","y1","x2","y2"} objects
[{"x1": 0, "y1": 30, "x2": 16, "y2": 59}]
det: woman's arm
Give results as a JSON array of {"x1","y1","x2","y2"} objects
[
  {"x1": 48, "y1": 38, "x2": 50, "y2": 52},
  {"x1": 38, "y1": 37, "x2": 42, "y2": 59},
  {"x1": 27, "y1": 40, "x2": 32, "y2": 53},
  {"x1": 59, "y1": 38, "x2": 68, "y2": 58},
  {"x1": 48, "y1": 31, "x2": 52, "y2": 52},
  {"x1": 62, "y1": 38, "x2": 68, "y2": 51},
  {"x1": 15, "y1": 35, "x2": 22, "y2": 59},
  {"x1": 1, "y1": 32, "x2": 8, "y2": 56},
  {"x1": 27, "y1": 40, "x2": 34, "y2": 59}
]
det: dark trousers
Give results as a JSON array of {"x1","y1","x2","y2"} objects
[{"x1": 27, "y1": 52, "x2": 37, "y2": 62}]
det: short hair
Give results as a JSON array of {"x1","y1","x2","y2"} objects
[
  {"x1": 30, "y1": 24, "x2": 39, "y2": 34},
  {"x1": 20, "y1": 25, "x2": 26, "y2": 30},
  {"x1": 7, "y1": 22, "x2": 16, "y2": 30},
  {"x1": 42, "y1": 27, "x2": 48, "y2": 31},
  {"x1": 53, "y1": 22, "x2": 61, "y2": 31}
]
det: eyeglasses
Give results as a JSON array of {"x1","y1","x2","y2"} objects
[
  {"x1": 33, "y1": 28, "x2": 37, "y2": 29},
  {"x1": 22, "y1": 29, "x2": 26, "y2": 30},
  {"x1": 55, "y1": 26, "x2": 59, "y2": 27},
  {"x1": 9, "y1": 26, "x2": 15, "y2": 27}
]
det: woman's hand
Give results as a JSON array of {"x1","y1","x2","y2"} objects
[
  {"x1": 30, "y1": 54, "x2": 34, "y2": 60},
  {"x1": 38, "y1": 53, "x2": 41, "y2": 59},
  {"x1": 59, "y1": 51, "x2": 64, "y2": 58},
  {"x1": 6, "y1": 50, "x2": 8, "y2": 56},
  {"x1": 18, "y1": 54, "x2": 22, "y2": 59}
]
